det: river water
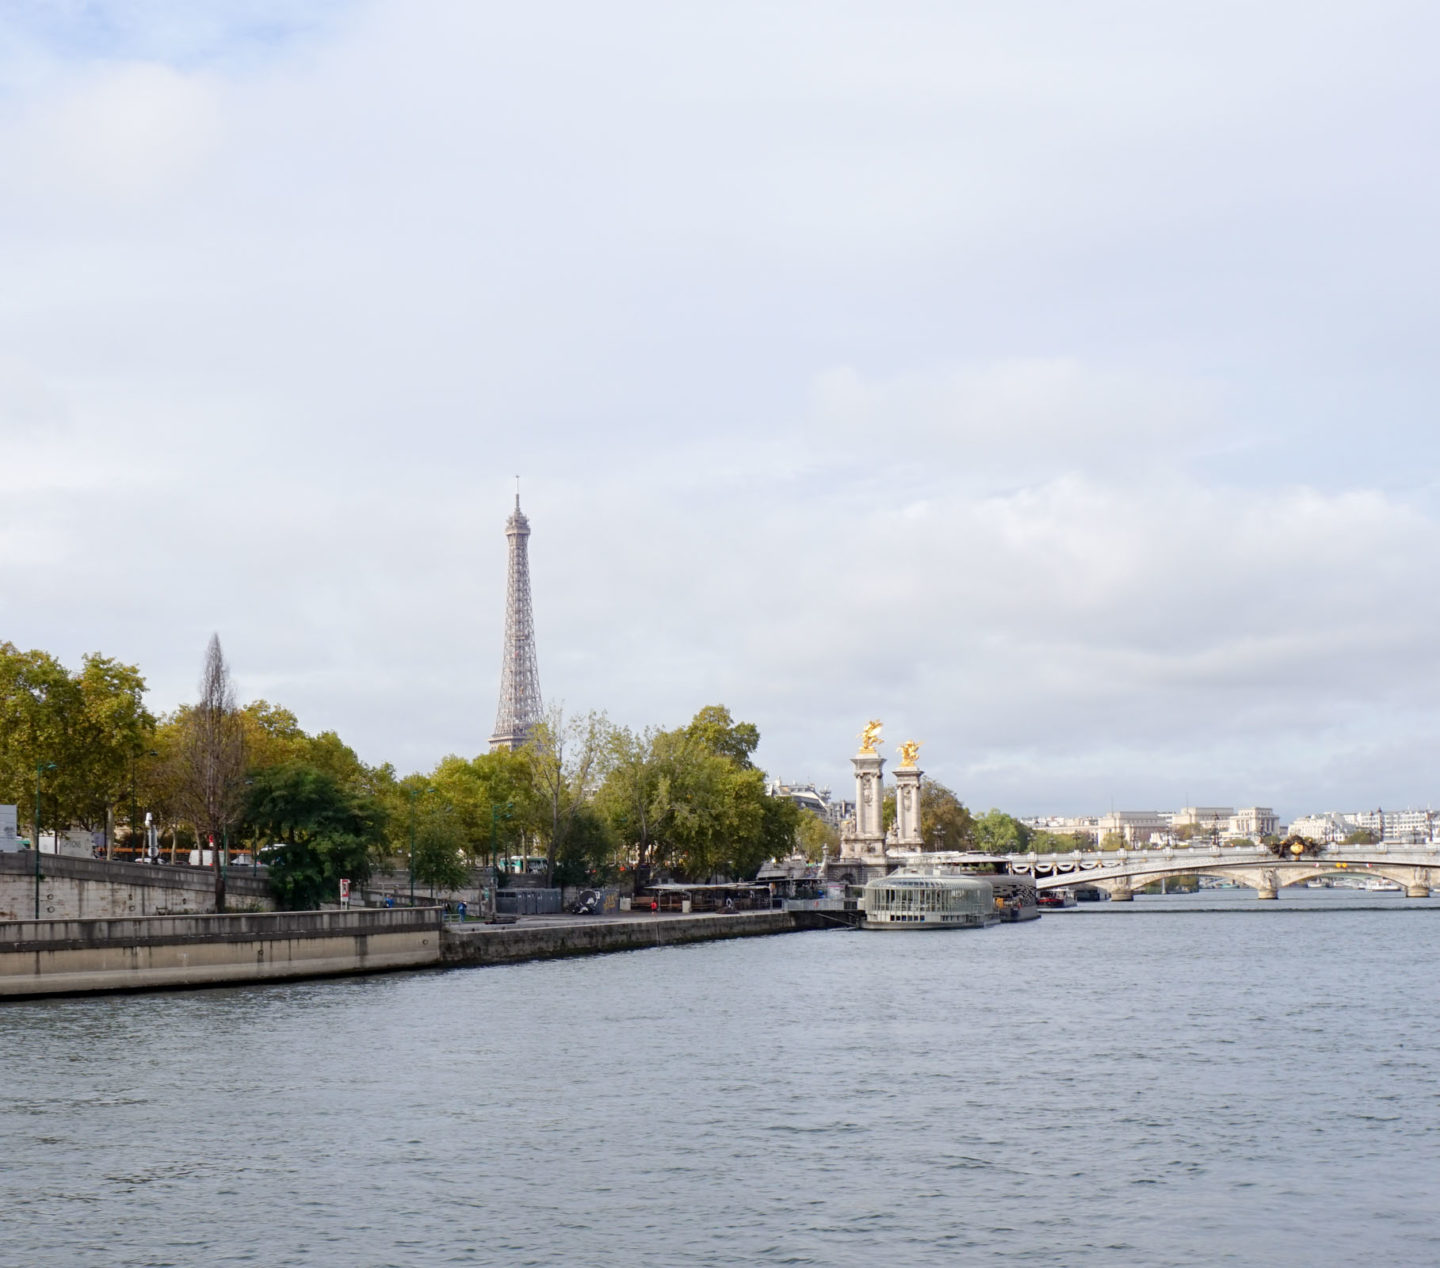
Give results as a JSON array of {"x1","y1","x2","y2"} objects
[{"x1": 4, "y1": 889, "x2": 1440, "y2": 1266}]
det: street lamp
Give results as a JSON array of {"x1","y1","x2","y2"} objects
[
  {"x1": 128, "y1": 747, "x2": 159, "y2": 862},
  {"x1": 490, "y1": 801, "x2": 515, "y2": 873},
  {"x1": 34, "y1": 761, "x2": 56, "y2": 920},
  {"x1": 407, "y1": 786, "x2": 437, "y2": 907}
]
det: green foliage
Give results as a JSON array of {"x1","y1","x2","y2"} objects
[
  {"x1": 684, "y1": 704, "x2": 759, "y2": 768},
  {"x1": 0, "y1": 643, "x2": 155, "y2": 833},
  {"x1": 973, "y1": 808, "x2": 1031, "y2": 854},
  {"x1": 1099, "y1": 832, "x2": 1126, "y2": 851},
  {"x1": 795, "y1": 810, "x2": 839, "y2": 861},
  {"x1": 552, "y1": 804, "x2": 619, "y2": 886},
  {"x1": 593, "y1": 705, "x2": 779, "y2": 882},
  {"x1": 919, "y1": 781, "x2": 974, "y2": 851},
  {"x1": 411, "y1": 808, "x2": 470, "y2": 893},
  {"x1": 525, "y1": 707, "x2": 608, "y2": 884},
  {"x1": 1030, "y1": 830, "x2": 1091, "y2": 854},
  {"x1": 1343, "y1": 829, "x2": 1378, "y2": 845},
  {"x1": 244, "y1": 761, "x2": 384, "y2": 909}
]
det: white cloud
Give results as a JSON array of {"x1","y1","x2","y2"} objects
[{"x1": 1, "y1": 1, "x2": 1438, "y2": 818}]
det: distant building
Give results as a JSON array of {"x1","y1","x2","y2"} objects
[
  {"x1": 1291, "y1": 808, "x2": 1435, "y2": 843},
  {"x1": 767, "y1": 781, "x2": 853, "y2": 829},
  {"x1": 1096, "y1": 811, "x2": 1170, "y2": 844},
  {"x1": 1172, "y1": 807, "x2": 1234, "y2": 835},
  {"x1": 1227, "y1": 807, "x2": 1278, "y2": 840},
  {"x1": 1021, "y1": 815, "x2": 1101, "y2": 844}
]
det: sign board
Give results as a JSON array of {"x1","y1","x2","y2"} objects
[
  {"x1": 339, "y1": 878, "x2": 351, "y2": 908},
  {"x1": 0, "y1": 805, "x2": 17, "y2": 851}
]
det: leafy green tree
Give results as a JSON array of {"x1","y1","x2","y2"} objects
[
  {"x1": 973, "y1": 809, "x2": 1031, "y2": 854},
  {"x1": 919, "y1": 781, "x2": 974, "y2": 851},
  {"x1": 0, "y1": 643, "x2": 154, "y2": 840},
  {"x1": 684, "y1": 704, "x2": 759, "y2": 768},
  {"x1": 552, "y1": 804, "x2": 619, "y2": 886},
  {"x1": 594, "y1": 724, "x2": 664, "y2": 871},
  {"x1": 1099, "y1": 831, "x2": 1126, "y2": 851},
  {"x1": 795, "y1": 810, "x2": 839, "y2": 861},
  {"x1": 1343, "y1": 828, "x2": 1378, "y2": 845},
  {"x1": 244, "y1": 761, "x2": 384, "y2": 909},
  {"x1": 411, "y1": 806, "x2": 470, "y2": 894},
  {"x1": 525, "y1": 707, "x2": 607, "y2": 886},
  {"x1": 1030, "y1": 830, "x2": 1090, "y2": 853},
  {"x1": 422, "y1": 748, "x2": 537, "y2": 863}
]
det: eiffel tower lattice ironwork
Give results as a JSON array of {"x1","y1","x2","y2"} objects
[{"x1": 489, "y1": 492, "x2": 543, "y2": 751}]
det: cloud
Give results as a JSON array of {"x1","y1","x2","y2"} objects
[
  {"x1": 5, "y1": 60, "x2": 220, "y2": 204},
  {"x1": 0, "y1": 1, "x2": 1438, "y2": 819}
]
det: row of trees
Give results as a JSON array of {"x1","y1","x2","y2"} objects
[
  {"x1": 0, "y1": 639, "x2": 809, "y2": 908},
  {"x1": 8, "y1": 638, "x2": 1089, "y2": 905}
]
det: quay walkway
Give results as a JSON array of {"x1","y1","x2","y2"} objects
[{"x1": 0, "y1": 907, "x2": 804, "y2": 998}]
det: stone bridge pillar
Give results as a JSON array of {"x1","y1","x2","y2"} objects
[
  {"x1": 1110, "y1": 883, "x2": 1134, "y2": 902},
  {"x1": 1255, "y1": 869, "x2": 1279, "y2": 900},
  {"x1": 1407, "y1": 868, "x2": 1432, "y2": 898},
  {"x1": 892, "y1": 764, "x2": 923, "y2": 848}
]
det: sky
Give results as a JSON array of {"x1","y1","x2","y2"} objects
[{"x1": 2, "y1": 1, "x2": 1438, "y2": 820}]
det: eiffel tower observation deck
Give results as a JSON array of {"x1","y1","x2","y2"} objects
[{"x1": 489, "y1": 492, "x2": 543, "y2": 751}]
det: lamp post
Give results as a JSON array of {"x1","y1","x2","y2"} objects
[
  {"x1": 408, "y1": 787, "x2": 419, "y2": 907},
  {"x1": 490, "y1": 801, "x2": 514, "y2": 872},
  {"x1": 34, "y1": 761, "x2": 56, "y2": 920}
]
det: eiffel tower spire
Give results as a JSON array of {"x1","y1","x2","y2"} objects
[{"x1": 489, "y1": 486, "x2": 543, "y2": 751}]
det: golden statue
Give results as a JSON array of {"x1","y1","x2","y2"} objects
[
  {"x1": 859, "y1": 720, "x2": 883, "y2": 753},
  {"x1": 897, "y1": 740, "x2": 921, "y2": 768}
]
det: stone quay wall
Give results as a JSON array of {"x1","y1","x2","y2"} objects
[
  {"x1": 441, "y1": 910, "x2": 799, "y2": 966},
  {"x1": 0, "y1": 907, "x2": 444, "y2": 998},
  {"x1": 0, "y1": 852, "x2": 274, "y2": 921}
]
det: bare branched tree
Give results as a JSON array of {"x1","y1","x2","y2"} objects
[{"x1": 181, "y1": 634, "x2": 246, "y2": 911}]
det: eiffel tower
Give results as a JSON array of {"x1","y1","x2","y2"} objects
[{"x1": 489, "y1": 490, "x2": 543, "y2": 751}]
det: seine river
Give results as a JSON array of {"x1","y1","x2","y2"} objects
[{"x1": 4, "y1": 889, "x2": 1440, "y2": 1266}]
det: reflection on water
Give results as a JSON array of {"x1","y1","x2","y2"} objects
[{"x1": 4, "y1": 898, "x2": 1440, "y2": 1266}]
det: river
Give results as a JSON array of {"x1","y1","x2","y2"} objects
[{"x1": 3, "y1": 888, "x2": 1439, "y2": 1266}]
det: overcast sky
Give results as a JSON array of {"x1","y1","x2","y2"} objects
[{"x1": 3, "y1": 1, "x2": 1438, "y2": 819}]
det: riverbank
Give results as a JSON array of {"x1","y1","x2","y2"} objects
[
  {"x1": 0, "y1": 907, "x2": 809, "y2": 998},
  {"x1": 0, "y1": 907, "x2": 441, "y2": 998},
  {"x1": 441, "y1": 909, "x2": 799, "y2": 966}
]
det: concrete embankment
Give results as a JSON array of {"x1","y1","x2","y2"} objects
[
  {"x1": 1, "y1": 908, "x2": 816, "y2": 999},
  {"x1": 0, "y1": 852, "x2": 273, "y2": 920},
  {"x1": 0, "y1": 907, "x2": 443, "y2": 999},
  {"x1": 441, "y1": 909, "x2": 800, "y2": 965}
]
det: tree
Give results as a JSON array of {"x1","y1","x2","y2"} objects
[
  {"x1": 1343, "y1": 828, "x2": 1378, "y2": 845},
  {"x1": 244, "y1": 761, "x2": 383, "y2": 909},
  {"x1": 1030, "y1": 830, "x2": 1089, "y2": 854},
  {"x1": 411, "y1": 805, "x2": 470, "y2": 894},
  {"x1": 684, "y1": 705, "x2": 759, "y2": 768},
  {"x1": 0, "y1": 643, "x2": 154, "y2": 844},
  {"x1": 795, "y1": 810, "x2": 839, "y2": 861},
  {"x1": 552, "y1": 804, "x2": 619, "y2": 886},
  {"x1": 525, "y1": 706, "x2": 607, "y2": 887},
  {"x1": 180, "y1": 635, "x2": 246, "y2": 910},
  {"x1": 919, "y1": 781, "x2": 974, "y2": 851},
  {"x1": 594, "y1": 706, "x2": 778, "y2": 883},
  {"x1": 593, "y1": 724, "x2": 663, "y2": 873},
  {"x1": 973, "y1": 809, "x2": 1031, "y2": 854}
]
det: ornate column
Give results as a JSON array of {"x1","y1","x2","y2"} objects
[
  {"x1": 893, "y1": 740, "x2": 923, "y2": 848},
  {"x1": 850, "y1": 720, "x2": 886, "y2": 857}
]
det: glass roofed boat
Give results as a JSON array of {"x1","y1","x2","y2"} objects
[{"x1": 861, "y1": 868, "x2": 994, "y2": 930}]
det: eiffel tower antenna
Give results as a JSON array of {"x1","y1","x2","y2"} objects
[{"x1": 489, "y1": 484, "x2": 543, "y2": 751}]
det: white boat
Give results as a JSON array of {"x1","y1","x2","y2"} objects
[{"x1": 861, "y1": 868, "x2": 993, "y2": 929}]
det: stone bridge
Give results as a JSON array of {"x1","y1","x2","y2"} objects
[{"x1": 886, "y1": 844, "x2": 1440, "y2": 901}]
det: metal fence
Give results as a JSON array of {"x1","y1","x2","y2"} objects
[{"x1": 495, "y1": 888, "x2": 562, "y2": 916}]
